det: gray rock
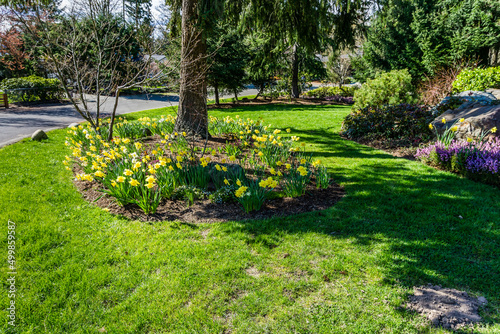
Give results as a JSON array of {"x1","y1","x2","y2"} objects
[
  {"x1": 455, "y1": 90, "x2": 496, "y2": 102},
  {"x1": 477, "y1": 296, "x2": 487, "y2": 306},
  {"x1": 431, "y1": 104, "x2": 500, "y2": 140},
  {"x1": 68, "y1": 123, "x2": 80, "y2": 128},
  {"x1": 31, "y1": 129, "x2": 48, "y2": 141},
  {"x1": 486, "y1": 88, "x2": 500, "y2": 100}
]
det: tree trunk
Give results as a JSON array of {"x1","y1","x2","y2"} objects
[
  {"x1": 214, "y1": 84, "x2": 220, "y2": 105},
  {"x1": 174, "y1": 0, "x2": 209, "y2": 138},
  {"x1": 291, "y1": 43, "x2": 300, "y2": 98},
  {"x1": 234, "y1": 90, "x2": 238, "y2": 102}
]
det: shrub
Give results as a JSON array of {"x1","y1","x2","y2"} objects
[
  {"x1": 341, "y1": 104, "x2": 433, "y2": 143},
  {"x1": 0, "y1": 75, "x2": 65, "y2": 103},
  {"x1": 352, "y1": 69, "x2": 417, "y2": 110},
  {"x1": 305, "y1": 86, "x2": 358, "y2": 98},
  {"x1": 452, "y1": 66, "x2": 500, "y2": 93},
  {"x1": 325, "y1": 95, "x2": 354, "y2": 104}
]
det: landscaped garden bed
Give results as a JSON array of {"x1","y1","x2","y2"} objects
[{"x1": 65, "y1": 115, "x2": 343, "y2": 222}]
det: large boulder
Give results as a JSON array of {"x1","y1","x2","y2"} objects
[
  {"x1": 31, "y1": 129, "x2": 48, "y2": 141},
  {"x1": 431, "y1": 104, "x2": 500, "y2": 140},
  {"x1": 486, "y1": 88, "x2": 500, "y2": 100}
]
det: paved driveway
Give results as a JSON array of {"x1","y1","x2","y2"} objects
[{"x1": 0, "y1": 89, "x2": 258, "y2": 148}]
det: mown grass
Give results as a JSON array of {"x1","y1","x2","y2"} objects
[{"x1": 1, "y1": 103, "x2": 499, "y2": 333}]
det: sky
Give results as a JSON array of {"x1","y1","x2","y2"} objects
[{"x1": 60, "y1": 0, "x2": 164, "y2": 19}]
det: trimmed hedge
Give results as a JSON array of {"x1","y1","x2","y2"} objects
[
  {"x1": 0, "y1": 76, "x2": 65, "y2": 103},
  {"x1": 452, "y1": 67, "x2": 500, "y2": 93}
]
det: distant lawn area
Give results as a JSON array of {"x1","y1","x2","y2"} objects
[{"x1": 1, "y1": 103, "x2": 499, "y2": 333}]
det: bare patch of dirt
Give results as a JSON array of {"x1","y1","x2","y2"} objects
[
  {"x1": 406, "y1": 285, "x2": 488, "y2": 331},
  {"x1": 245, "y1": 267, "x2": 262, "y2": 278}
]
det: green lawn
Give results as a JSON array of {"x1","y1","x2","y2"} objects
[{"x1": 1, "y1": 103, "x2": 499, "y2": 333}]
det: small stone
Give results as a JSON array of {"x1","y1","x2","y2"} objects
[
  {"x1": 31, "y1": 129, "x2": 48, "y2": 141},
  {"x1": 477, "y1": 296, "x2": 487, "y2": 305}
]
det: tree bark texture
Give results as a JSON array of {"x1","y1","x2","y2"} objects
[
  {"x1": 291, "y1": 43, "x2": 300, "y2": 98},
  {"x1": 214, "y1": 83, "x2": 219, "y2": 105},
  {"x1": 174, "y1": 0, "x2": 209, "y2": 138}
]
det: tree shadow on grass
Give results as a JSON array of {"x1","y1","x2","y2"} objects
[{"x1": 222, "y1": 132, "x2": 500, "y2": 327}]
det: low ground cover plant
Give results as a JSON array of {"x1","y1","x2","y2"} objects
[
  {"x1": 452, "y1": 66, "x2": 500, "y2": 92},
  {"x1": 340, "y1": 103, "x2": 434, "y2": 145},
  {"x1": 65, "y1": 115, "x2": 329, "y2": 214},
  {"x1": 416, "y1": 119, "x2": 499, "y2": 186}
]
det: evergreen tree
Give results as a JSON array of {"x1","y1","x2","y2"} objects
[
  {"x1": 206, "y1": 24, "x2": 248, "y2": 105},
  {"x1": 243, "y1": 0, "x2": 367, "y2": 98},
  {"x1": 353, "y1": 0, "x2": 500, "y2": 82},
  {"x1": 124, "y1": 0, "x2": 152, "y2": 29}
]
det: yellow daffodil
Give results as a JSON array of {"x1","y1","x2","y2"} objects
[
  {"x1": 429, "y1": 123, "x2": 433, "y2": 130},
  {"x1": 124, "y1": 169, "x2": 133, "y2": 176},
  {"x1": 441, "y1": 118, "x2": 446, "y2": 124},
  {"x1": 467, "y1": 137, "x2": 473, "y2": 142},
  {"x1": 451, "y1": 126, "x2": 458, "y2": 132},
  {"x1": 229, "y1": 155, "x2": 236, "y2": 161},
  {"x1": 224, "y1": 178, "x2": 230, "y2": 185},
  {"x1": 117, "y1": 176, "x2": 125, "y2": 183},
  {"x1": 300, "y1": 158, "x2": 306, "y2": 164},
  {"x1": 236, "y1": 179, "x2": 242, "y2": 186},
  {"x1": 270, "y1": 167, "x2": 276, "y2": 175},
  {"x1": 94, "y1": 170, "x2": 105, "y2": 178},
  {"x1": 285, "y1": 163, "x2": 291, "y2": 170},
  {"x1": 145, "y1": 183, "x2": 155, "y2": 189},
  {"x1": 215, "y1": 164, "x2": 222, "y2": 171},
  {"x1": 235, "y1": 186, "x2": 248, "y2": 198},
  {"x1": 134, "y1": 142, "x2": 142, "y2": 150},
  {"x1": 111, "y1": 180, "x2": 117, "y2": 187},
  {"x1": 297, "y1": 166, "x2": 308, "y2": 176},
  {"x1": 129, "y1": 179, "x2": 140, "y2": 187},
  {"x1": 459, "y1": 118, "x2": 465, "y2": 123},
  {"x1": 492, "y1": 127, "x2": 497, "y2": 133}
]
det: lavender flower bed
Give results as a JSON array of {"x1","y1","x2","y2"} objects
[
  {"x1": 415, "y1": 139, "x2": 500, "y2": 185},
  {"x1": 324, "y1": 95, "x2": 354, "y2": 104}
]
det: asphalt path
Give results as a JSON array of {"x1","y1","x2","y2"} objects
[{"x1": 0, "y1": 89, "x2": 258, "y2": 148}]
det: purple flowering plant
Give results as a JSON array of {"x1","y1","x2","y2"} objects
[{"x1": 415, "y1": 134, "x2": 500, "y2": 186}]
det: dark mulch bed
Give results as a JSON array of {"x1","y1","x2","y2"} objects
[
  {"x1": 72, "y1": 133, "x2": 345, "y2": 223},
  {"x1": 74, "y1": 179, "x2": 344, "y2": 223},
  {"x1": 208, "y1": 97, "x2": 352, "y2": 109}
]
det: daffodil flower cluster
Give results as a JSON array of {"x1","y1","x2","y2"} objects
[{"x1": 64, "y1": 114, "x2": 330, "y2": 214}]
